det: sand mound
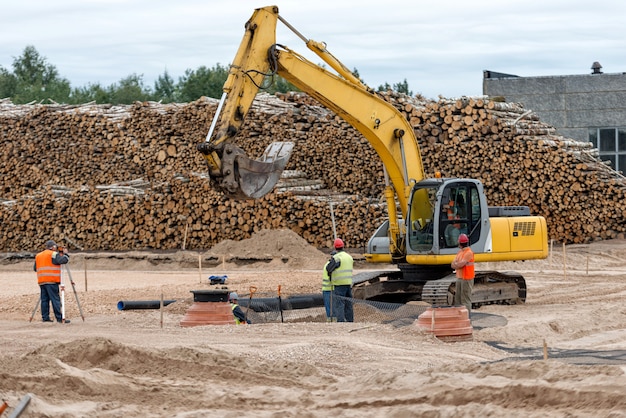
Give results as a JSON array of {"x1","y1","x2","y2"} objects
[
  {"x1": 208, "y1": 229, "x2": 326, "y2": 258},
  {"x1": 206, "y1": 228, "x2": 329, "y2": 270}
]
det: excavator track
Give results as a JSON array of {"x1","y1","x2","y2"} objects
[
  {"x1": 473, "y1": 270, "x2": 527, "y2": 306},
  {"x1": 353, "y1": 270, "x2": 527, "y2": 307},
  {"x1": 422, "y1": 277, "x2": 456, "y2": 306},
  {"x1": 420, "y1": 270, "x2": 527, "y2": 307}
]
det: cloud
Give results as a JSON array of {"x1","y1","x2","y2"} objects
[{"x1": 1, "y1": 0, "x2": 625, "y2": 99}]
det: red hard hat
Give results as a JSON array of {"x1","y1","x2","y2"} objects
[
  {"x1": 333, "y1": 238, "x2": 344, "y2": 249},
  {"x1": 458, "y1": 234, "x2": 469, "y2": 244}
]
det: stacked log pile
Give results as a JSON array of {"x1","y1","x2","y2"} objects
[
  {"x1": 0, "y1": 96, "x2": 384, "y2": 252},
  {"x1": 0, "y1": 91, "x2": 624, "y2": 253}
]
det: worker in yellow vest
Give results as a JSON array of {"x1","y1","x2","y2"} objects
[
  {"x1": 326, "y1": 238, "x2": 354, "y2": 322},
  {"x1": 229, "y1": 292, "x2": 251, "y2": 324}
]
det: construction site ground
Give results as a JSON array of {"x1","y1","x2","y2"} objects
[{"x1": 0, "y1": 233, "x2": 625, "y2": 417}]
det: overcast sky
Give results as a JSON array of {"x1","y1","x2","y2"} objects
[{"x1": 1, "y1": 0, "x2": 624, "y2": 100}]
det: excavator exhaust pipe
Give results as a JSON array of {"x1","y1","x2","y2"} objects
[{"x1": 215, "y1": 141, "x2": 294, "y2": 199}]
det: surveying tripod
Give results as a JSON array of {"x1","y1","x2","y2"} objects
[{"x1": 29, "y1": 263, "x2": 85, "y2": 323}]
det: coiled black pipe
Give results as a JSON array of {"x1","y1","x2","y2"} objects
[{"x1": 117, "y1": 300, "x2": 176, "y2": 310}]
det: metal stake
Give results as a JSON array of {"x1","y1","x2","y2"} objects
[
  {"x1": 28, "y1": 296, "x2": 40, "y2": 322},
  {"x1": 63, "y1": 264, "x2": 85, "y2": 321}
]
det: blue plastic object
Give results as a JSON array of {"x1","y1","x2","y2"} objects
[{"x1": 208, "y1": 275, "x2": 228, "y2": 285}]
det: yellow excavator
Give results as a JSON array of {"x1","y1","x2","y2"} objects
[{"x1": 197, "y1": 5, "x2": 548, "y2": 306}]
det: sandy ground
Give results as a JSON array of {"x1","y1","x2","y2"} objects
[{"x1": 1, "y1": 234, "x2": 626, "y2": 417}]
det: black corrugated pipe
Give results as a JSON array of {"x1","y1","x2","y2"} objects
[
  {"x1": 117, "y1": 300, "x2": 177, "y2": 310},
  {"x1": 239, "y1": 293, "x2": 324, "y2": 312}
]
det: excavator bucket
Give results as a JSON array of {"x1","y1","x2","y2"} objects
[{"x1": 219, "y1": 141, "x2": 294, "y2": 199}]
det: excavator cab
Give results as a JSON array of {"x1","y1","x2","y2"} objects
[{"x1": 406, "y1": 178, "x2": 487, "y2": 255}]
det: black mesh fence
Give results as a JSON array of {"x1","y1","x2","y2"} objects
[{"x1": 239, "y1": 293, "x2": 430, "y2": 325}]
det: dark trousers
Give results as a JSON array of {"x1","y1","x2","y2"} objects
[
  {"x1": 40, "y1": 283, "x2": 62, "y2": 322},
  {"x1": 454, "y1": 278, "x2": 474, "y2": 317},
  {"x1": 323, "y1": 290, "x2": 336, "y2": 321},
  {"x1": 333, "y1": 285, "x2": 354, "y2": 322}
]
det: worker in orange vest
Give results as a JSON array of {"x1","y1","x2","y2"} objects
[
  {"x1": 34, "y1": 240, "x2": 70, "y2": 323},
  {"x1": 451, "y1": 233, "x2": 474, "y2": 317}
]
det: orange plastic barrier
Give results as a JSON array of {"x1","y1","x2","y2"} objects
[{"x1": 415, "y1": 306, "x2": 473, "y2": 340}]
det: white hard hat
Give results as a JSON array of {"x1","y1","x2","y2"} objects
[{"x1": 229, "y1": 292, "x2": 238, "y2": 301}]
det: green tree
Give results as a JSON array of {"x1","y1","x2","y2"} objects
[
  {"x1": 377, "y1": 82, "x2": 392, "y2": 92},
  {"x1": 153, "y1": 70, "x2": 176, "y2": 103},
  {"x1": 107, "y1": 74, "x2": 152, "y2": 104},
  {"x1": 262, "y1": 74, "x2": 299, "y2": 94},
  {"x1": 0, "y1": 67, "x2": 17, "y2": 99},
  {"x1": 393, "y1": 79, "x2": 412, "y2": 96},
  {"x1": 70, "y1": 76, "x2": 156, "y2": 105},
  {"x1": 70, "y1": 82, "x2": 110, "y2": 104},
  {"x1": 377, "y1": 79, "x2": 413, "y2": 96},
  {"x1": 176, "y1": 64, "x2": 229, "y2": 102},
  {"x1": 2, "y1": 45, "x2": 415, "y2": 104},
  {"x1": 10, "y1": 46, "x2": 71, "y2": 103}
]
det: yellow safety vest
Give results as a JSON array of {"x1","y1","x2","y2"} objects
[
  {"x1": 322, "y1": 261, "x2": 333, "y2": 291},
  {"x1": 331, "y1": 250, "x2": 353, "y2": 286},
  {"x1": 231, "y1": 303, "x2": 244, "y2": 325}
]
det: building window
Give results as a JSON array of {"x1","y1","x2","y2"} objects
[{"x1": 588, "y1": 127, "x2": 626, "y2": 173}]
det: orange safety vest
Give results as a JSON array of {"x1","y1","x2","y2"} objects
[
  {"x1": 454, "y1": 247, "x2": 475, "y2": 280},
  {"x1": 35, "y1": 249, "x2": 61, "y2": 284}
]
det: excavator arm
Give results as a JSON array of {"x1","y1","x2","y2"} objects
[
  {"x1": 198, "y1": 5, "x2": 428, "y2": 254},
  {"x1": 196, "y1": 6, "x2": 293, "y2": 199},
  {"x1": 198, "y1": 5, "x2": 425, "y2": 208}
]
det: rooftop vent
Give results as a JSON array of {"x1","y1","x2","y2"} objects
[{"x1": 591, "y1": 61, "x2": 603, "y2": 74}]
